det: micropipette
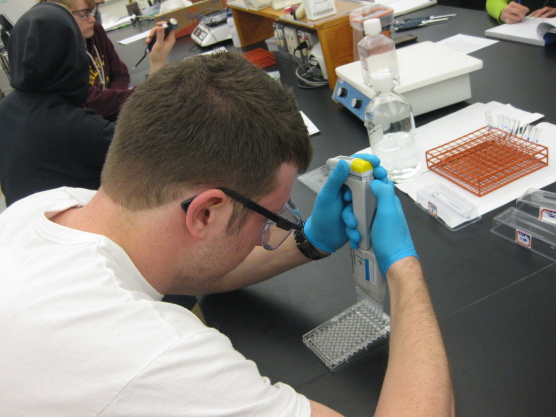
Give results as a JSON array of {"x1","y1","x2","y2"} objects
[
  {"x1": 326, "y1": 156, "x2": 386, "y2": 320},
  {"x1": 302, "y1": 156, "x2": 390, "y2": 371}
]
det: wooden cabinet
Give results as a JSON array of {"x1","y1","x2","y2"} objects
[{"x1": 229, "y1": 1, "x2": 361, "y2": 89}]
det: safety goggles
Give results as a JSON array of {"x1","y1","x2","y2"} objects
[
  {"x1": 72, "y1": 8, "x2": 94, "y2": 20},
  {"x1": 181, "y1": 187, "x2": 302, "y2": 251}
]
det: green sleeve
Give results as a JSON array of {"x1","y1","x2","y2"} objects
[{"x1": 486, "y1": 0, "x2": 510, "y2": 22}]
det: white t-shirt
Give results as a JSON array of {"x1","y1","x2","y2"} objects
[{"x1": 0, "y1": 187, "x2": 310, "y2": 417}]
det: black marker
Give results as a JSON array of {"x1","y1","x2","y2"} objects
[{"x1": 133, "y1": 18, "x2": 178, "y2": 69}]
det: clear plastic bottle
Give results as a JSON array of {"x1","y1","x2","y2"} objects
[
  {"x1": 364, "y1": 70, "x2": 419, "y2": 182},
  {"x1": 357, "y1": 18, "x2": 399, "y2": 88},
  {"x1": 227, "y1": 10, "x2": 241, "y2": 48}
]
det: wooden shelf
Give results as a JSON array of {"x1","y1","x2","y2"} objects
[{"x1": 229, "y1": 0, "x2": 360, "y2": 89}]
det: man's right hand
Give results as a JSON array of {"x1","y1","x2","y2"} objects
[
  {"x1": 500, "y1": 1, "x2": 529, "y2": 23},
  {"x1": 370, "y1": 178, "x2": 417, "y2": 277},
  {"x1": 147, "y1": 22, "x2": 176, "y2": 75}
]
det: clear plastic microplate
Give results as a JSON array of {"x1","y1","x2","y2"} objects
[{"x1": 303, "y1": 289, "x2": 390, "y2": 372}]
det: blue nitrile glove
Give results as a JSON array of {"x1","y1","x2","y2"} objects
[
  {"x1": 370, "y1": 178, "x2": 418, "y2": 277},
  {"x1": 341, "y1": 153, "x2": 389, "y2": 250},
  {"x1": 304, "y1": 159, "x2": 352, "y2": 253}
]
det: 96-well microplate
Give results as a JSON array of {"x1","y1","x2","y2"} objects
[{"x1": 303, "y1": 301, "x2": 390, "y2": 371}]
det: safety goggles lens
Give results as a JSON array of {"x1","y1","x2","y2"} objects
[
  {"x1": 72, "y1": 9, "x2": 93, "y2": 19},
  {"x1": 261, "y1": 200, "x2": 302, "y2": 250}
]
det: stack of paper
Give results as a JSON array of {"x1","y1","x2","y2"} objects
[{"x1": 485, "y1": 17, "x2": 556, "y2": 46}]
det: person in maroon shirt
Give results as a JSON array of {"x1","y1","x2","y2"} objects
[
  {"x1": 86, "y1": 20, "x2": 133, "y2": 121},
  {"x1": 41, "y1": 0, "x2": 175, "y2": 121}
]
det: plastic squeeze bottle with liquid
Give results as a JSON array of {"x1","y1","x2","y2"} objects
[
  {"x1": 364, "y1": 70, "x2": 419, "y2": 182},
  {"x1": 357, "y1": 18, "x2": 399, "y2": 88}
]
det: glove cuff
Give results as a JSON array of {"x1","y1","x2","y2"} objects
[
  {"x1": 294, "y1": 225, "x2": 331, "y2": 261},
  {"x1": 380, "y1": 253, "x2": 419, "y2": 277}
]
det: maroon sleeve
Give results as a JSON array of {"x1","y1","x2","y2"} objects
[{"x1": 86, "y1": 23, "x2": 134, "y2": 119}]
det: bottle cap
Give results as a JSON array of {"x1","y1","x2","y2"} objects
[
  {"x1": 371, "y1": 70, "x2": 394, "y2": 92},
  {"x1": 363, "y1": 19, "x2": 382, "y2": 36}
]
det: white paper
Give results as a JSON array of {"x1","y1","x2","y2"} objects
[
  {"x1": 118, "y1": 29, "x2": 151, "y2": 45},
  {"x1": 102, "y1": 15, "x2": 134, "y2": 32},
  {"x1": 301, "y1": 111, "x2": 320, "y2": 136},
  {"x1": 485, "y1": 17, "x2": 556, "y2": 45},
  {"x1": 436, "y1": 34, "x2": 498, "y2": 55}
]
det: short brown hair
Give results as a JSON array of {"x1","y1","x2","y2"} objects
[{"x1": 102, "y1": 52, "x2": 312, "y2": 213}]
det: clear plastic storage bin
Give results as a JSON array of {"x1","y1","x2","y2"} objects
[
  {"x1": 516, "y1": 188, "x2": 556, "y2": 225},
  {"x1": 491, "y1": 206, "x2": 556, "y2": 261}
]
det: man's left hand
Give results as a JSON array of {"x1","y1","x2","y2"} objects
[{"x1": 304, "y1": 154, "x2": 387, "y2": 253}]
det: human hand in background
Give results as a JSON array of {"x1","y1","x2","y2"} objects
[
  {"x1": 500, "y1": 1, "x2": 529, "y2": 23},
  {"x1": 528, "y1": 6, "x2": 556, "y2": 17},
  {"x1": 147, "y1": 21, "x2": 176, "y2": 75},
  {"x1": 370, "y1": 177, "x2": 418, "y2": 277}
]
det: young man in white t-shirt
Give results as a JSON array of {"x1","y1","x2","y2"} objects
[{"x1": 0, "y1": 32, "x2": 454, "y2": 417}]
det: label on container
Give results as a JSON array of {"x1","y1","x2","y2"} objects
[
  {"x1": 427, "y1": 201, "x2": 438, "y2": 217},
  {"x1": 515, "y1": 229, "x2": 532, "y2": 248},
  {"x1": 304, "y1": 0, "x2": 336, "y2": 19},
  {"x1": 351, "y1": 250, "x2": 378, "y2": 288},
  {"x1": 360, "y1": 58, "x2": 369, "y2": 73},
  {"x1": 539, "y1": 207, "x2": 556, "y2": 225}
]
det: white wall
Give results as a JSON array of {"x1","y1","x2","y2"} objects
[
  {"x1": 0, "y1": 0, "x2": 36, "y2": 95},
  {"x1": 97, "y1": 0, "x2": 130, "y2": 22},
  {"x1": 0, "y1": 69, "x2": 11, "y2": 96},
  {"x1": 0, "y1": 0, "x2": 37, "y2": 24},
  {"x1": 0, "y1": 0, "x2": 136, "y2": 24}
]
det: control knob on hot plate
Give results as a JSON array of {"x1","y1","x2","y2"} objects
[{"x1": 351, "y1": 98, "x2": 362, "y2": 109}]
